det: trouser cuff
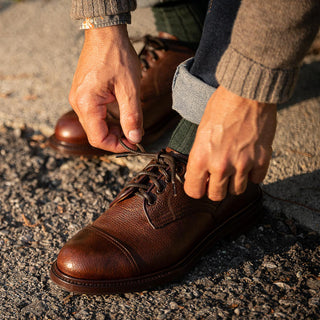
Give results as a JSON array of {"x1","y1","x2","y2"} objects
[{"x1": 172, "y1": 58, "x2": 216, "y2": 125}]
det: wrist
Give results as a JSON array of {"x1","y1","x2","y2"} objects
[
  {"x1": 85, "y1": 25, "x2": 129, "y2": 44},
  {"x1": 220, "y1": 85, "x2": 277, "y2": 111}
]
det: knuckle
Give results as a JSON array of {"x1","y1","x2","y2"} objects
[
  {"x1": 68, "y1": 93, "x2": 76, "y2": 107},
  {"x1": 87, "y1": 137, "x2": 99, "y2": 148},
  {"x1": 87, "y1": 135, "x2": 103, "y2": 148},
  {"x1": 189, "y1": 153, "x2": 206, "y2": 169},
  {"x1": 236, "y1": 160, "x2": 251, "y2": 175},
  {"x1": 70, "y1": 92, "x2": 98, "y2": 113},
  {"x1": 76, "y1": 97, "x2": 92, "y2": 111},
  {"x1": 211, "y1": 162, "x2": 229, "y2": 177},
  {"x1": 125, "y1": 113, "x2": 141, "y2": 126}
]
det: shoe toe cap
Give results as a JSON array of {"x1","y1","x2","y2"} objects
[
  {"x1": 56, "y1": 227, "x2": 139, "y2": 280},
  {"x1": 54, "y1": 110, "x2": 88, "y2": 144}
]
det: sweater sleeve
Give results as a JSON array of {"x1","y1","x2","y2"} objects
[
  {"x1": 71, "y1": 0, "x2": 137, "y2": 20},
  {"x1": 216, "y1": 0, "x2": 320, "y2": 103}
]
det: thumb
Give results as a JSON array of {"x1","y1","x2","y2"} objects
[{"x1": 116, "y1": 83, "x2": 143, "y2": 144}]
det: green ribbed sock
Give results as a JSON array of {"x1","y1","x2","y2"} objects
[
  {"x1": 152, "y1": 0, "x2": 208, "y2": 49},
  {"x1": 168, "y1": 118, "x2": 198, "y2": 155}
]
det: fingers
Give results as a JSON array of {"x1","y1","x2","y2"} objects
[
  {"x1": 116, "y1": 82, "x2": 143, "y2": 144},
  {"x1": 184, "y1": 169, "x2": 209, "y2": 199},
  {"x1": 79, "y1": 113, "x2": 135, "y2": 153},
  {"x1": 186, "y1": 167, "x2": 248, "y2": 201},
  {"x1": 70, "y1": 84, "x2": 142, "y2": 152},
  {"x1": 75, "y1": 105, "x2": 120, "y2": 153},
  {"x1": 70, "y1": 91, "x2": 131, "y2": 153},
  {"x1": 208, "y1": 173, "x2": 230, "y2": 201},
  {"x1": 185, "y1": 141, "x2": 232, "y2": 201},
  {"x1": 249, "y1": 146, "x2": 272, "y2": 184},
  {"x1": 185, "y1": 149, "x2": 257, "y2": 201},
  {"x1": 229, "y1": 172, "x2": 248, "y2": 195},
  {"x1": 185, "y1": 158, "x2": 270, "y2": 201},
  {"x1": 249, "y1": 163, "x2": 270, "y2": 184},
  {"x1": 184, "y1": 148, "x2": 209, "y2": 199}
]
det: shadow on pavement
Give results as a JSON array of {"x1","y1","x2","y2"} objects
[
  {"x1": 263, "y1": 169, "x2": 320, "y2": 232},
  {"x1": 160, "y1": 169, "x2": 320, "y2": 289}
]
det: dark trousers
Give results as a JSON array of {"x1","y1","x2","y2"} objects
[{"x1": 190, "y1": 0, "x2": 240, "y2": 88}]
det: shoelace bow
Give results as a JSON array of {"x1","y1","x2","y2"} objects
[
  {"x1": 116, "y1": 140, "x2": 184, "y2": 205},
  {"x1": 138, "y1": 35, "x2": 168, "y2": 71}
]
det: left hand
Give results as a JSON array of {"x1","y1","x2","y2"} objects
[{"x1": 184, "y1": 86, "x2": 277, "y2": 201}]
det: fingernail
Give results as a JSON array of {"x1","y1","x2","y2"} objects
[{"x1": 128, "y1": 129, "x2": 142, "y2": 143}]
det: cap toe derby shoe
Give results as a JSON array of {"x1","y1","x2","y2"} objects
[
  {"x1": 48, "y1": 110, "x2": 108, "y2": 156},
  {"x1": 50, "y1": 147, "x2": 263, "y2": 294}
]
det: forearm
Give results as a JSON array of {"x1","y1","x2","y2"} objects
[{"x1": 216, "y1": 0, "x2": 320, "y2": 103}]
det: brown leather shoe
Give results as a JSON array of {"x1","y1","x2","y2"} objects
[
  {"x1": 48, "y1": 33, "x2": 195, "y2": 156},
  {"x1": 50, "y1": 146, "x2": 263, "y2": 294}
]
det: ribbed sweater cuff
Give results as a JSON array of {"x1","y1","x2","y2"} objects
[
  {"x1": 71, "y1": 0, "x2": 137, "y2": 20},
  {"x1": 216, "y1": 47, "x2": 300, "y2": 104}
]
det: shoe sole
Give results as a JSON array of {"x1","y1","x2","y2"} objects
[
  {"x1": 50, "y1": 194, "x2": 263, "y2": 295},
  {"x1": 48, "y1": 135, "x2": 109, "y2": 157},
  {"x1": 48, "y1": 111, "x2": 181, "y2": 157}
]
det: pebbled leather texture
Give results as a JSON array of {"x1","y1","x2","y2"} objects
[
  {"x1": 48, "y1": 33, "x2": 195, "y2": 156},
  {"x1": 51, "y1": 148, "x2": 263, "y2": 293}
]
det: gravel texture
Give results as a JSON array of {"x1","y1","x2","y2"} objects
[
  {"x1": 1, "y1": 127, "x2": 320, "y2": 319},
  {"x1": 1, "y1": 0, "x2": 320, "y2": 318}
]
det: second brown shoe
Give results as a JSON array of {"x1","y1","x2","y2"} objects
[
  {"x1": 50, "y1": 146, "x2": 263, "y2": 294},
  {"x1": 48, "y1": 33, "x2": 195, "y2": 156}
]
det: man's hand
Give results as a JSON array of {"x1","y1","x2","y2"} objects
[
  {"x1": 69, "y1": 25, "x2": 142, "y2": 153},
  {"x1": 184, "y1": 86, "x2": 277, "y2": 201}
]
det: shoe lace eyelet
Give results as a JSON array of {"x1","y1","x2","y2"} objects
[
  {"x1": 156, "y1": 188, "x2": 164, "y2": 194},
  {"x1": 176, "y1": 165, "x2": 183, "y2": 174}
]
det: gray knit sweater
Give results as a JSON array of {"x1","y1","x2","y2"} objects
[{"x1": 71, "y1": 0, "x2": 320, "y2": 103}]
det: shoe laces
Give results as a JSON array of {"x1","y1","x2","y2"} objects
[
  {"x1": 116, "y1": 140, "x2": 186, "y2": 205},
  {"x1": 138, "y1": 35, "x2": 168, "y2": 71}
]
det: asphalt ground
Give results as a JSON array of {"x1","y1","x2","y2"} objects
[
  {"x1": 1, "y1": 126, "x2": 320, "y2": 319},
  {"x1": 0, "y1": 0, "x2": 320, "y2": 319}
]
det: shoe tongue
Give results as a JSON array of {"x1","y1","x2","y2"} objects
[
  {"x1": 158, "y1": 32, "x2": 178, "y2": 41},
  {"x1": 110, "y1": 148, "x2": 186, "y2": 207}
]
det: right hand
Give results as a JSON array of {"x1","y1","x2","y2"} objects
[
  {"x1": 69, "y1": 25, "x2": 142, "y2": 153},
  {"x1": 184, "y1": 86, "x2": 277, "y2": 201}
]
